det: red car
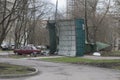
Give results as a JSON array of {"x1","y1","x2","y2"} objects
[{"x1": 14, "y1": 46, "x2": 41, "y2": 56}]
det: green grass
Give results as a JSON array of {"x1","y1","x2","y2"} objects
[
  {"x1": 0, "y1": 63, "x2": 35, "y2": 75},
  {"x1": 41, "y1": 57, "x2": 120, "y2": 70},
  {"x1": 41, "y1": 57, "x2": 120, "y2": 63}
]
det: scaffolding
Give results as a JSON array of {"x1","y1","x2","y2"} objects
[
  {"x1": 57, "y1": 20, "x2": 76, "y2": 56},
  {"x1": 56, "y1": 19, "x2": 85, "y2": 56},
  {"x1": 66, "y1": 0, "x2": 75, "y2": 19},
  {"x1": 67, "y1": 0, "x2": 85, "y2": 19}
]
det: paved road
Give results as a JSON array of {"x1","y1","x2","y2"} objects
[
  {"x1": 0, "y1": 51, "x2": 14, "y2": 56},
  {"x1": 0, "y1": 58, "x2": 120, "y2": 80}
]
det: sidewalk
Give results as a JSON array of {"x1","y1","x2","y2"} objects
[
  {"x1": 83, "y1": 55, "x2": 120, "y2": 60},
  {"x1": 0, "y1": 51, "x2": 14, "y2": 56},
  {"x1": 22, "y1": 56, "x2": 63, "y2": 60},
  {"x1": 21, "y1": 55, "x2": 120, "y2": 60},
  {"x1": 0, "y1": 50, "x2": 119, "y2": 60}
]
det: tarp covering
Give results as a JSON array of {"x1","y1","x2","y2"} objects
[
  {"x1": 47, "y1": 22, "x2": 57, "y2": 54},
  {"x1": 96, "y1": 42, "x2": 110, "y2": 51}
]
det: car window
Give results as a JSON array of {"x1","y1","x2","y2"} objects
[
  {"x1": 21, "y1": 47, "x2": 25, "y2": 50},
  {"x1": 20, "y1": 46, "x2": 37, "y2": 50},
  {"x1": 26, "y1": 46, "x2": 32, "y2": 50},
  {"x1": 32, "y1": 46, "x2": 37, "y2": 50}
]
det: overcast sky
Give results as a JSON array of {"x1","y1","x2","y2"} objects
[{"x1": 50, "y1": 0, "x2": 66, "y2": 10}]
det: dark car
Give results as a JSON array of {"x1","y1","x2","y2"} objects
[{"x1": 14, "y1": 46, "x2": 41, "y2": 56}]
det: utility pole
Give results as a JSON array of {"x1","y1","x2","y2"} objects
[
  {"x1": 33, "y1": 0, "x2": 36, "y2": 44},
  {"x1": 85, "y1": 0, "x2": 89, "y2": 43},
  {"x1": 29, "y1": 0, "x2": 36, "y2": 44},
  {"x1": 55, "y1": 0, "x2": 58, "y2": 23}
]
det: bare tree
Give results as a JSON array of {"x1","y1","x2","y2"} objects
[
  {"x1": 14, "y1": 0, "x2": 29, "y2": 48},
  {"x1": 27, "y1": 0, "x2": 54, "y2": 45},
  {"x1": 0, "y1": 0, "x2": 18, "y2": 46},
  {"x1": 67, "y1": 0, "x2": 112, "y2": 51},
  {"x1": 13, "y1": 0, "x2": 54, "y2": 48},
  {"x1": 87, "y1": 0, "x2": 108, "y2": 43}
]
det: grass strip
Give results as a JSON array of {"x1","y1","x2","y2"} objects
[
  {"x1": 0, "y1": 63, "x2": 35, "y2": 75},
  {"x1": 41, "y1": 57, "x2": 120, "y2": 63},
  {"x1": 41, "y1": 57, "x2": 120, "y2": 70}
]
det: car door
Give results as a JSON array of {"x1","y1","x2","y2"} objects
[
  {"x1": 22, "y1": 46, "x2": 27, "y2": 54},
  {"x1": 28, "y1": 47, "x2": 33, "y2": 54},
  {"x1": 25, "y1": 46, "x2": 33, "y2": 54}
]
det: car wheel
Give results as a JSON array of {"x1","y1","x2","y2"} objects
[
  {"x1": 30, "y1": 53, "x2": 34, "y2": 56},
  {"x1": 34, "y1": 52, "x2": 37, "y2": 57},
  {"x1": 31, "y1": 52, "x2": 37, "y2": 57}
]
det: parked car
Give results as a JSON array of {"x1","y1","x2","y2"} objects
[
  {"x1": 41, "y1": 49, "x2": 50, "y2": 56},
  {"x1": 13, "y1": 46, "x2": 41, "y2": 56},
  {"x1": 36, "y1": 45, "x2": 50, "y2": 56},
  {"x1": 1, "y1": 42, "x2": 15, "y2": 50},
  {"x1": 1, "y1": 43, "x2": 11, "y2": 50}
]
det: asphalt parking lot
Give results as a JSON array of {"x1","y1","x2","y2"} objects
[{"x1": 0, "y1": 57, "x2": 119, "y2": 80}]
